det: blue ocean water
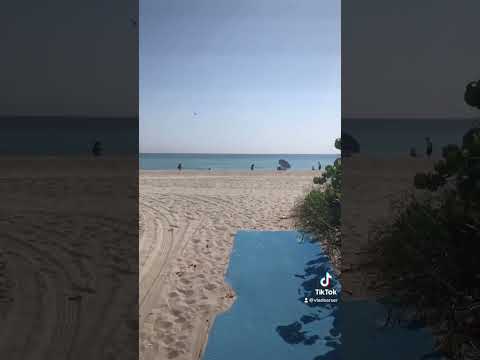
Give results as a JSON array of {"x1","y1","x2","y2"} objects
[
  {"x1": 202, "y1": 231, "x2": 440, "y2": 360},
  {"x1": 140, "y1": 153, "x2": 338, "y2": 170}
]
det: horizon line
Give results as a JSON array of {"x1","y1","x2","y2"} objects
[
  {"x1": 140, "y1": 152, "x2": 340, "y2": 155},
  {"x1": 343, "y1": 116, "x2": 479, "y2": 121},
  {"x1": 0, "y1": 115, "x2": 138, "y2": 120}
]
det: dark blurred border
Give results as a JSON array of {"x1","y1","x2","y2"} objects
[
  {"x1": 340, "y1": 1, "x2": 480, "y2": 359},
  {"x1": 0, "y1": 1, "x2": 138, "y2": 359}
]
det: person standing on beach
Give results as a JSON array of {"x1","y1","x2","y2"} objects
[
  {"x1": 177, "y1": 163, "x2": 182, "y2": 171},
  {"x1": 317, "y1": 161, "x2": 322, "y2": 171},
  {"x1": 92, "y1": 140, "x2": 103, "y2": 157},
  {"x1": 425, "y1": 137, "x2": 433, "y2": 158},
  {"x1": 250, "y1": 163, "x2": 254, "y2": 171}
]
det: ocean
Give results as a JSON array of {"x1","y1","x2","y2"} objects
[{"x1": 139, "y1": 153, "x2": 339, "y2": 171}]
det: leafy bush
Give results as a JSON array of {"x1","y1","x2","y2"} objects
[
  {"x1": 295, "y1": 140, "x2": 341, "y2": 253},
  {"x1": 297, "y1": 182, "x2": 340, "y2": 234},
  {"x1": 372, "y1": 127, "x2": 480, "y2": 359}
]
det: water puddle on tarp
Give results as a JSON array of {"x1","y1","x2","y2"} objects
[{"x1": 202, "y1": 231, "x2": 441, "y2": 360}]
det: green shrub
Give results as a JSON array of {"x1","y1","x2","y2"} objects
[
  {"x1": 297, "y1": 186, "x2": 340, "y2": 234},
  {"x1": 372, "y1": 127, "x2": 480, "y2": 359},
  {"x1": 295, "y1": 139, "x2": 341, "y2": 248}
]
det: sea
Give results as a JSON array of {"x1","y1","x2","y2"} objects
[
  {"x1": 139, "y1": 153, "x2": 339, "y2": 171},
  {"x1": 1, "y1": 116, "x2": 476, "y2": 161}
]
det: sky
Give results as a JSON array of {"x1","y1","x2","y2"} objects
[
  {"x1": 1, "y1": 0, "x2": 137, "y2": 117},
  {"x1": 342, "y1": 0, "x2": 480, "y2": 119},
  {"x1": 140, "y1": 0, "x2": 341, "y2": 154}
]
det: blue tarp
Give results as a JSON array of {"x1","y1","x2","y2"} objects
[{"x1": 202, "y1": 231, "x2": 440, "y2": 360}]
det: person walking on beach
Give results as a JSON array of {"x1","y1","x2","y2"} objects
[
  {"x1": 250, "y1": 163, "x2": 255, "y2": 171},
  {"x1": 317, "y1": 161, "x2": 322, "y2": 171},
  {"x1": 425, "y1": 137, "x2": 433, "y2": 158},
  {"x1": 177, "y1": 163, "x2": 182, "y2": 171}
]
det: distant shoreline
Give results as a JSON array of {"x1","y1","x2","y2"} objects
[
  {"x1": 140, "y1": 152, "x2": 340, "y2": 155},
  {"x1": 140, "y1": 153, "x2": 338, "y2": 171},
  {"x1": 140, "y1": 169, "x2": 320, "y2": 174}
]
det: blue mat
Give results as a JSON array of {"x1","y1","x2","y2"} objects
[{"x1": 202, "y1": 231, "x2": 440, "y2": 360}]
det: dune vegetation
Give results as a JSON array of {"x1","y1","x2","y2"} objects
[
  {"x1": 371, "y1": 81, "x2": 480, "y2": 359},
  {"x1": 294, "y1": 139, "x2": 341, "y2": 269}
]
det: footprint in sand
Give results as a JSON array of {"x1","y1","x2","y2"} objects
[
  {"x1": 167, "y1": 349, "x2": 180, "y2": 359},
  {"x1": 162, "y1": 335, "x2": 175, "y2": 346},
  {"x1": 155, "y1": 320, "x2": 173, "y2": 330},
  {"x1": 182, "y1": 289, "x2": 194, "y2": 296},
  {"x1": 174, "y1": 341, "x2": 187, "y2": 351},
  {"x1": 204, "y1": 283, "x2": 216, "y2": 291},
  {"x1": 179, "y1": 278, "x2": 191, "y2": 285},
  {"x1": 176, "y1": 316, "x2": 187, "y2": 324}
]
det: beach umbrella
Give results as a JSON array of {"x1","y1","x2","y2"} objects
[{"x1": 278, "y1": 159, "x2": 291, "y2": 169}]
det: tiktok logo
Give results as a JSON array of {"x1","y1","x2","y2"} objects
[
  {"x1": 320, "y1": 272, "x2": 332, "y2": 288},
  {"x1": 313, "y1": 272, "x2": 338, "y2": 298}
]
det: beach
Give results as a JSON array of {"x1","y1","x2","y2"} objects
[
  {"x1": 0, "y1": 156, "x2": 436, "y2": 359},
  {"x1": 0, "y1": 157, "x2": 138, "y2": 360},
  {"x1": 139, "y1": 170, "x2": 316, "y2": 360}
]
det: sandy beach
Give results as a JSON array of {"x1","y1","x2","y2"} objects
[
  {"x1": 139, "y1": 160, "x2": 431, "y2": 359},
  {"x1": 0, "y1": 157, "x2": 437, "y2": 359},
  {"x1": 0, "y1": 158, "x2": 138, "y2": 360},
  {"x1": 139, "y1": 170, "x2": 316, "y2": 360}
]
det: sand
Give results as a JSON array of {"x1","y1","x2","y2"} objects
[
  {"x1": 138, "y1": 158, "x2": 440, "y2": 359},
  {"x1": 0, "y1": 157, "x2": 138, "y2": 360},
  {"x1": 139, "y1": 170, "x2": 316, "y2": 360},
  {"x1": 0, "y1": 156, "x2": 432, "y2": 359}
]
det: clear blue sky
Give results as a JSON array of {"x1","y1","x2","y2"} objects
[{"x1": 140, "y1": 0, "x2": 340, "y2": 154}]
